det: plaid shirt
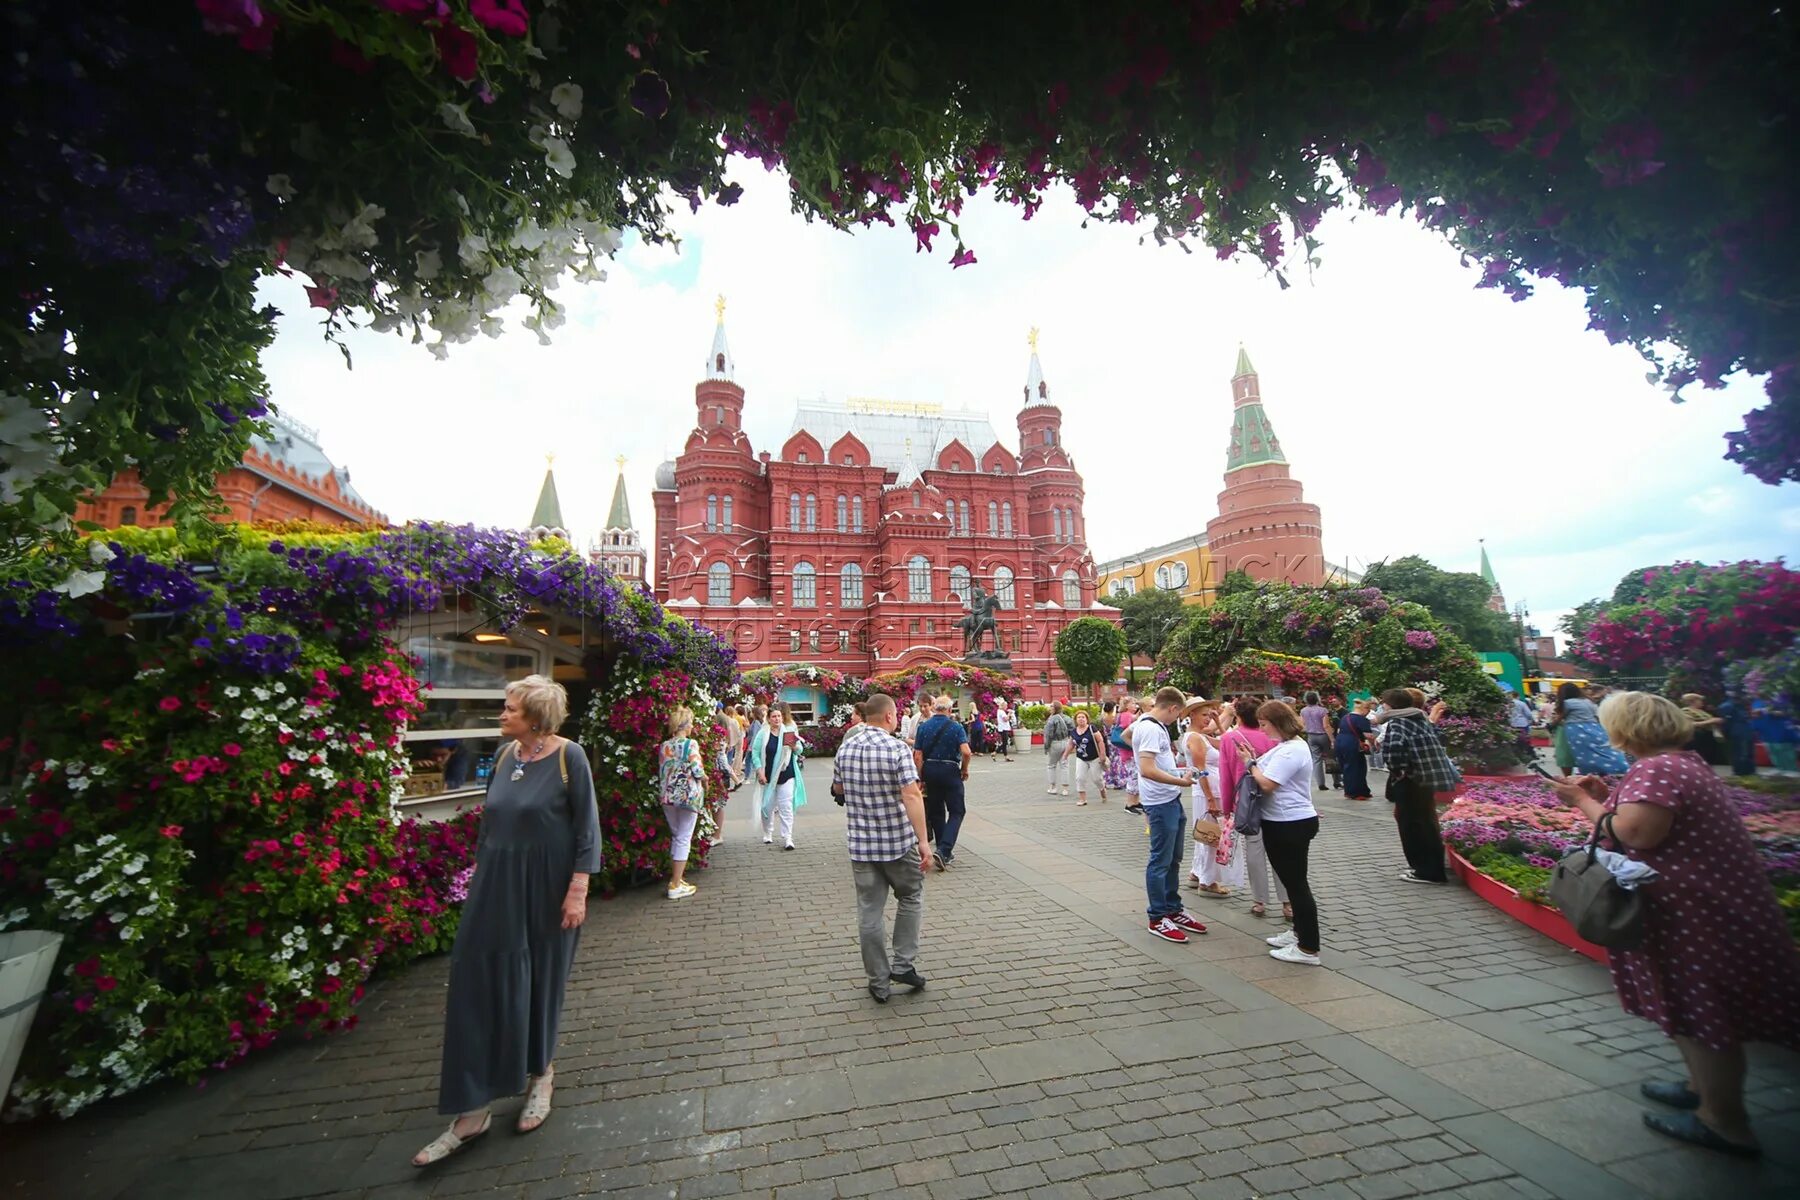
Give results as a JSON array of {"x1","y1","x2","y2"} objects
[
  {"x1": 1380, "y1": 714, "x2": 1462, "y2": 792},
  {"x1": 833, "y1": 724, "x2": 921, "y2": 862}
]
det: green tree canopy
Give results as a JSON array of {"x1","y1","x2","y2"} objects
[
  {"x1": 1360, "y1": 556, "x2": 1515, "y2": 651},
  {"x1": 1056, "y1": 618, "x2": 1128, "y2": 696},
  {"x1": 1107, "y1": 587, "x2": 1189, "y2": 664}
]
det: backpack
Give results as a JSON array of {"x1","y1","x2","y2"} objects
[{"x1": 658, "y1": 736, "x2": 705, "y2": 812}]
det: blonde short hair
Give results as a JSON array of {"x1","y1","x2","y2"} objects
[
  {"x1": 1599, "y1": 691, "x2": 1693, "y2": 756},
  {"x1": 667, "y1": 705, "x2": 695, "y2": 737},
  {"x1": 506, "y1": 674, "x2": 569, "y2": 732},
  {"x1": 1680, "y1": 693, "x2": 1706, "y2": 706}
]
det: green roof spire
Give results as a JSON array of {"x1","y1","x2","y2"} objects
[
  {"x1": 605, "y1": 459, "x2": 633, "y2": 531},
  {"x1": 1233, "y1": 344, "x2": 1257, "y2": 378},
  {"x1": 1224, "y1": 403, "x2": 1288, "y2": 472},
  {"x1": 530, "y1": 457, "x2": 565, "y2": 532},
  {"x1": 1479, "y1": 541, "x2": 1498, "y2": 588}
]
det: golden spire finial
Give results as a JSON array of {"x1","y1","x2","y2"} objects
[
  {"x1": 1027, "y1": 326, "x2": 1040, "y2": 353},
  {"x1": 616, "y1": 454, "x2": 627, "y2": 473},
  {"x1": 715, "y1": 294, "x2": 726, "y2": 324},
  {"x1": 545, "y1": 452, "x2": 556, "y2": 468}
]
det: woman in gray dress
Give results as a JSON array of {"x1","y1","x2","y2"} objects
[{"x1": 413, "y1": 675, "x2": 601, "y2": 1166}]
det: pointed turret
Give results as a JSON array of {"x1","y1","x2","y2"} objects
[
  {"x1": 706, "y1": 293, "x2": 734, "y2": 381},
  {"x1": 1224, "y1": 345, "x2": 1287, "y2": 472},
  {"x1": 605, "y1": 465, "x2": 633, "y2": 532},
  {"x1": 529, "y1": 455, "x2": 568, "y2": 540},
  {"x1": 1480, "y1": 540, "x2": 1506, "y2": 613},
  {"x1": 1023, "y1": 325, "x2": 1050, "y2": 405},
  {"x1": 593, "y1": 455, "x2": 648, "y2": 582},
  {"x1": 889, "y1": 437, "x2": 922, "y2": 489}
]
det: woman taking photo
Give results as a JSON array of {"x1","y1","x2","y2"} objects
[
  {"x1": 1247, "y1": 701, "x2": 1324, "y2": 966},
  {"x1": 414, "y1": 675, "x2": 599, "y2": 1166},
  {"x1": 1551, "y1": 693, "x2": 1800, "y2": 1156},
  {"x1": 1065, "y1": 709, "x2": 1106, "y2": 805},
  {"x1": 755, "y1": 702, "x2": 804, "y2": 850},
  {"x1": 1555, "y1": 682, "x2": 1631, "y2": 775}
]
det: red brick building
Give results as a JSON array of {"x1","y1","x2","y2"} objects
[
  {"x1": 652, "y1": 313, "x2": 1117, "y2": 698},
  {"x1": 75, "y1": 414, "x2": 385, "y2": 528}
]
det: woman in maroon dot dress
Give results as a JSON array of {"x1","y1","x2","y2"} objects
[{"x1": 1552, "y1": 692, "x2": 1800, "y2": 1158}]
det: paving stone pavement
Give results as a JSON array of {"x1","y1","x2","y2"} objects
[{"x1": 4, "y1": 753, "x2": 1799, "y2": 1199}]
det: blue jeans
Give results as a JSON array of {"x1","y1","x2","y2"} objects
[
  {"x1": 921, "y1": 762, "x2": 966, "y2": 857},
  {"x1": 1144, "y1": 798, "x2": 1187, "y2": 922}
]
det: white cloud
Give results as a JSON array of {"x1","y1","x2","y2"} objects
[{"x1": 256, "y1": 166, "x2": 1797, "y2": 619}]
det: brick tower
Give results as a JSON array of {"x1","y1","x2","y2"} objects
[{"x1": 1203, "y1": 347, "x2": 1325, "y2": 587}]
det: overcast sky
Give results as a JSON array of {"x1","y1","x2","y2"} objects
[{"x1": 257, "y1": 166, "x2": 1796, "y2": 637}]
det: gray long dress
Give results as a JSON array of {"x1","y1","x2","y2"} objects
[{"x1": 437, "y1": 740, "x2": 601, "y2": 1114}]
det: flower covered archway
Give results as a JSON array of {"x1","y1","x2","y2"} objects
[
  {"x1": 4, "y1": 1, "x2": 1796, "y2": 559},
  {"x1": 0, "y1": 522, "x2": 732, "y2": 1116}
]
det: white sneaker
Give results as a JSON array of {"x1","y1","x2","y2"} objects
[
  {"x1": 1266, "y1": 929, "x2": 1298, "y2": 948},
  {"x1": 762, "y1": 835, "x2": 773, "y2": 844},
  {"x1": 1270, "y1": 943, "x2": 1321, "y2": 966},
  {"x1": 1062, "y1": 789, "x2": 1071, "y2": 796},
  {"x1": 666, "y1": 882, "x2": 697, "y2": 900},
  {"x1": 1046, "y1": 787, "x2": 1058, "y2": 794}
]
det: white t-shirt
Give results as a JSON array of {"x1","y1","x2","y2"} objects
[
  {"x1": 995, "y1": 707, "x2": 1013, "y2": 732},
  {"x1": 1134, "y1": 717, "x2": 1184, "y2": 806},
  {"x1": 1256, "y1": 738, "x2": 1318, "y2": 821}
]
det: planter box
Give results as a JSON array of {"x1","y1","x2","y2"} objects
[
  {"x1": 1445, "y1": 847, "x2": 1608, "y2": 965},
  {"x1": 0, "y1": 930, "x2": 63, "y2": 1102}
]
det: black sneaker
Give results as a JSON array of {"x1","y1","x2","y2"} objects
[
  {"x1": 867, "y1": 984, "x2": 889, "y2": 1004},
  {"x1": 1124, "y1": 803, "x2": 1145, "y2": 815},
  {"x1": 889, "y1": 968, "x2": 927, "y2": 990}
]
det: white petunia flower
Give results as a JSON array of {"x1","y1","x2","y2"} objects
[
  {"x1": 543, "y1": 136, "x2": 576, "y2": 179},
  {"x1": 265, "y1": 174, "x2": 296, "y2": 200},
  {"x1": 438, "y1": 101, "x2": 478, "y2": 138},
  {"x1": 549, "y1": 82, "x2": 583, "y2": 120},
  {"x1": 415, "y1": 248, "x2": 442, "y2": 281}
]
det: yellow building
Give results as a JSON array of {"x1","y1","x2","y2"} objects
[
  {"x1": 1095, "y1": 535, "x2": 1216, "y2": 605},
  {"x1": 1096, "y1": 533, "x2": 1360, "y2": 607}
]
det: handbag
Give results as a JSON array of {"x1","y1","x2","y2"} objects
[
  {"x1": 1548, "y1": 812, "x2": 1645, "y2": 949},
  {"x1": 1192, "y1": 816, "x2": 1222, "y2": 846},
  {"x1": 1231, "y1": 763, "x2": 1265, "y2": 836}
]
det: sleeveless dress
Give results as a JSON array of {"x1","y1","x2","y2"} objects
[{"x1": 1604, "y1": 752, "x2": 1800, "y2": 1051}]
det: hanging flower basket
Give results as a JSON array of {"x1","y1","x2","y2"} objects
[{"x1": 0, "y1": 931, "x2": 64, "y2": 1103}]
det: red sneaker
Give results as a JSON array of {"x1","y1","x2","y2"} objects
[
  {"x1": 1168, "y1": 911, "x2": 1208, "y2": 935},
  {"x1": 1148, "y1": 917, "x2": 1189, "y2": 943}
]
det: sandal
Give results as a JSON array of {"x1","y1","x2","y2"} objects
[
  {"x1": 1198, "y1": 883, "x2": 1231, "y2": 897},
  {"x1": 517, "y1": 1071, "x2": 554, "y2": 1134},
  {"x1": 1184, "y1": 875, "x2": 1200, "y2": 890},
  {"x1": 1641, "y1": 1111, "x2": 1760, "y2": 1158},
  {"x1": 1076, "y1": 800, "x2": 1088, "y2": 806},
  {"x1": 1250, "y1": 903, "x2": 1267, "y2": 917},
  {"x1": 1282, "y1": 903, "x2": 1294, "y2": 921},
  {"x1": 412, "y1": 1110, "x2": 491, "y2": 1167}
]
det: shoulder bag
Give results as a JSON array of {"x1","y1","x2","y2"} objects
[
  {"x1": 1229, "y1": 733, "x2": 1267, "y2": 836},
  {"x1": 1548, "y1": 811, "x2": 1645, "y2": 949}
]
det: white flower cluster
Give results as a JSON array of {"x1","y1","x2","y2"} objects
[{"x1": 43, "y1": 834, "x2": 186, "y2": 939}]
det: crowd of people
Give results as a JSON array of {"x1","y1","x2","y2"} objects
[{"x1": 408, "y1": 670, "x2": 1800, "y2": 1168}]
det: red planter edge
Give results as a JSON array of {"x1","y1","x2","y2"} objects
[{"x1": 1445, "y1": 846, "x2": 1610, "y2": 965}]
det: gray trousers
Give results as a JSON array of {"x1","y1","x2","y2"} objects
[{"x1": 853, "y1": 847, "x2": 924, "y2": 995}]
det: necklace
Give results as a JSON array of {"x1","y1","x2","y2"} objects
[{"x1": 510, "y1": 736, "x2": 550, "y2": 781}]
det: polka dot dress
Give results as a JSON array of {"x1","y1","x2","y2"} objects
[{"x1": 1606, "y1": 752, "x2": 1800, "y2": 1052}]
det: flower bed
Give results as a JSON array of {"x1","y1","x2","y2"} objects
[{"x1": 1442, "y1": 776, "x2": 1800, "y2": 949}]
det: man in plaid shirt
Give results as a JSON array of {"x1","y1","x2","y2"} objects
[
  {"x1": 832, "y1": 693, "x2": 933, "y2": 1004},
  {"x1": 1375, "y1": 688, "x2": 1461, "y2": 884}
]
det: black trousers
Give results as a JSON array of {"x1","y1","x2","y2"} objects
[
  {"x1": 921, "y1": 761, "x2": 963, "y2": 852},
  {"x1": 1260, "y1": 817, "x2": 1320, "y2": 953},
  {"x1": 1390, "y1": 776, "x2": 1447, "y2": 881}
]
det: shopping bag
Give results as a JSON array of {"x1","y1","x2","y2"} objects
[{"x1": 1215, "y1": 818, "x2": 1249, "y2": 889}]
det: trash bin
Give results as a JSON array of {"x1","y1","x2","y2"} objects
[{"x1": 0, "y1": 930, "x2": 64, "y2": 1102}]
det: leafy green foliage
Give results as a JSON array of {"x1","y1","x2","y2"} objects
[
  {"x1": 1111, "y1": 587, "x2": 1189, "y2": 663},
  {"x1": 1055, "y1": 618, "x2": 1128, "y2": 694},
  {"x1": 1360, "y1": 556, "x2": 1515, "y2": 651}
]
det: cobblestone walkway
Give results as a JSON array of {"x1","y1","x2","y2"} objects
[{"x1": 4, "y1": 756, "x2": 1798, "y2": 1199}]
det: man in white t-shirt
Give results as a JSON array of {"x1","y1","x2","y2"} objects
[
  {"x1": 1135, "y1": 687, "x2": 1207, "y2": 943},
  {"x1": 991, "y1": 702, "x2": 1015, "y2": 762}
]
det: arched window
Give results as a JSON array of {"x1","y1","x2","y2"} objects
[
  {"x1": 908, "y1": 555, "x2": 932, "y2": 602},
  {"x1": 715, "y1": 353, "x2": 726, "y2": 373},
  {"x1": 949, "y1": 565, "x2": 972, "y2": 603},
  {"x1": 840, "y1": 563, "x2": 864, "y2": 608},
  {"x1": 958, "y1": 500, "x2": 970, "y2": 535},
  {"x1": 1062, "y1": 570, "x2": 1080, "y2": 607},
  {"x1": 707, "y1": 562, "x2": 732, "y2": 606},
  {"x1": 788, "y1": 492, "x2": 800, "y2": 528},
  {"x1": 1044, "y1": 429, "x2": 1054, "y2": 446},
  {"x1": 793, "y1": 561, "x2": 816, "y2": 607},
  {"x1": 1001, "y1": 502, "x2": 1013, "y2": 537},
  {"x1": 705, "y1": 494, "x2": 718, "y2": 532},
  {"x1": 119, "y1": 505, "x2": 138, "y2": 526},
  {"x1": 994, "y1": 566, "x2": 1016, "y2": 608},
  {"x1": 1155, "y1": 560, "x2": 1190, "y2": 591},
  {"x1": 797, "y1": 451, "x2": 809, "y2": 464},
  {"x1": 1052, "y1": 509, "x2": 1063, "y2": 541},
  {"x1": 836, "y1": 494, "x2": 848, "y2": 531},
  {"x1": 987, "y1": 501, "x2": 998, "y2": 534},
  {"x1": 852, "y1": 494, "x2": 864, "y2": 532},
  {"x1": 804, "y1": 494, "x2": 817, "y2": 531},
  {"x1": 912, "y1": 489, "x2": 921, "y2": 508},
  {"x1": 1064, "y1": 507, "x2": 1075, "y2": 541},
  {"x1": 722, "y1": 495, "x2": 733, "y2": 533}
]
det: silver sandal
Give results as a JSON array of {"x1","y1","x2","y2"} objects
[
  {"x1": 412, "y1": 1110, "x2": 490, "y2": 1167},
  {"x1": 517, "y1": 1071, "x2": 554, "y2": 1133}
]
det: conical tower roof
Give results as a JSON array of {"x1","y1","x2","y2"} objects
[
  {"x1": 530, "y1": 461, "x2": 565, "y2": 531},
  {"x1": 1023, "y1": 326, "x2": 1051, "y2": 405},
  {"x1": 1224, "y1": 347, "x2": 1287, "y2": 473},
  {"x1": 706, "y1": 294, "x2": 734, "y2": 380},
  {"x1": 605, "y1": 463, "x2": 633, "y2": 531},
  {"x1": 1479, "y1": 542, "x2": 1498, "y2": 588}
]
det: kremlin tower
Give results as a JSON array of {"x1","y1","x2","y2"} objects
[{"x1": 1203, "y1": 347, "x2": 1325, "y2": 587}]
